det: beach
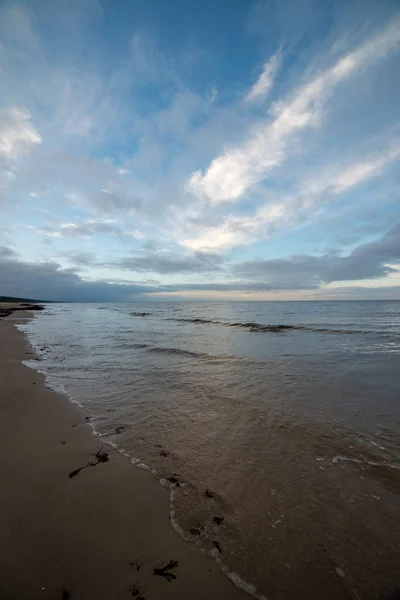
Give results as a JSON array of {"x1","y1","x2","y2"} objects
[
  {"x1": 1, "y1": 302, "x2": 400, "y2": 600},
  {"x1": 0, "y1": 306, "x2": 247, "y2": 600}
]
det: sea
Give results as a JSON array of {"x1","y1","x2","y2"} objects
[{"x1": 18, "y1": 301, "x2": 400, "y2": 599}]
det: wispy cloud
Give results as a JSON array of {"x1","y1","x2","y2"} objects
[
  {"x1": 186, "y1": 19, "x2": 400, "y2": 205},
  {"x1": 244, "y1": 53, "x2": 280, "y2": 103},
  {"x1": 181, "y1": 142, "x2": 400, "y2": 251},
  {"x1": 27, "y1": 219, "x2": 122, "y2": 239},
  {"x1": 129, "y1": 32, "x2": 177, "y2": 85},
  {"x1": 0, "y1": 108, "x2": 41, "y2": 158},
  {"x1": 0, "y1": 107, "x2": 41, "y2": 203}
]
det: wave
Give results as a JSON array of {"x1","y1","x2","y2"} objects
[
  {"x1": 311, "y1": 327, "x2": 363, "y2": 334},
  {"x1": 229, "y1": 321, "x2": 366, "y2": 334},
  {"x1": 146, "y1": 346, "x2": 208, "y2": 359},
  {"x1": 131, "y1": 311, "x2": 151, "y2": 317},
  {"x1": 167, "y1": 317, "x2": 364, "y2": 335},
  {"x1": 167, "y1": 317, "x2": 221, "y2": 325},
  {"x1": 229, "y1": 322, "x2": 298, "y2": 333},
  {"x1": 130, "y1": 343, "x2": 151, "y2": 349}
]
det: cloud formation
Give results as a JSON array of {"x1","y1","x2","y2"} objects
[
  {"x1": 1, "y1": 0, "x2": 399, "y2": 301},
  {"x1": 0, "y1": 108, "x2": 41, "y2": 158},
  {"x1": 245, "y1": 53, "x2": 280, "y2": 103},
  {"x1": 233, "y1": 225, "x2": 400, "y2": 288},
  {"x1": 0, "y1": 107, "x2": 41, "y2": 201},
  {"x1": 113, "y1": 248, "x2": 224, "y2": 275},
  {"x1": 181, "y1": 143, "x2": 400, "y2": 251},
  {"x1": 0, "y1": 253, "x2": 156, "y2": 302},
  {"x1": 1, "y1": 225, "x2": 399, "y2": 300},
  {"x1": 187, "y1": 19, "x2": 400, "y2": 205},
  {"x1": 28, "y1": 219, "x2": 122, "y2": 239}
]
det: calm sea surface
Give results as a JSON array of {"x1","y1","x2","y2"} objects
[{"x1": 19, "y1": 301, "x2": 400, "y2": 599}]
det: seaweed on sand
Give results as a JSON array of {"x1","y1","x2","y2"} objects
[
  {"x1": 68, "y1": 445, "x2": 109, "y2": 478},
  {"x1": 154, "y1": 560, "x2": 179, "y2": 582}
]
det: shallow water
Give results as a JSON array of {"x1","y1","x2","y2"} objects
[{"x1": 19, "y1": 301, "x2": 400, "y2": 599}]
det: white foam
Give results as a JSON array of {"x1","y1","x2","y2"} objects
[
  {"x1": 22, "y1": 358, "x2": 84, "y2": 408},
  {"x1": 215, "y1": 554, "x2": 268, "y2": 600},
  {"x1": 332, "y1": 455, "x2": 361, "y2": 465},
  {"x1": 132, "y1": 460, "x2": 149, "y2": 471},
  {"x1": 366, "y1": 460, "x2": 400, "y2": 471},
  {"x1": 332, "y1": 455, "x2": 400, "y2": 470}
]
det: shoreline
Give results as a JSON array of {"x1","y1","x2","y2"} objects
[{"x1": 0, "y1": 307, "x2": 247, "y2": 600}]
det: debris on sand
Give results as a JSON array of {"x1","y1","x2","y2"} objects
[
  {"x1": 129, "y1": 584, "x2": 145, "y2": 598},
  {"x1": 205, "y1": 489, "x2": 214, "y2": 498},
  {"x1": 69, "y1": 463, "x2": 90, "y2": 479},
  {"x1": 189, "y1": 525, "x2": 205, "y2": 537},
  {"x1": 167, "y1": 476, "x2": 179, "y2": 484},
  {"x1": 213, "y1": 516, "x2": 224, "y2": 525},
  {"x1": 154, "y1": 560, "x2": 179, "y2": 582},
  {"x1": 213, "y1": 540, "x2": 222, "y2": 553},
  {"x1": 95, "y1": 445, "x2": 109, "y2": 463},
  {"x1": 69, "y1": 446, "x2": 109, "y2": 478}
]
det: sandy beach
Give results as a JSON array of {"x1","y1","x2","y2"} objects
[{"x1": 0, "y1": 306, "x2": 247, "y2": 600}]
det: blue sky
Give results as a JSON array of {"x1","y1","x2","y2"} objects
[{"x1": 1, "y1": 0, "x2": 400, "y2": 301}]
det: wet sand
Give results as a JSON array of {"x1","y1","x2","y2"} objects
[{"x1": 0, "y1": 307, "x2": 247, "y2": 600}]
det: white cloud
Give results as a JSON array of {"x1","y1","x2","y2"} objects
[
  {"x1": 182, "y1": 221, "x2": 248, "y2": 251},
  {"x1": 181, "y1": 143, "x2": 400, "y2": 251},
  {"x1": 331, "y1": 148, "x2": 400, "y2": 193},
  {"x1": 245, "y1": 53, "x2": 280, "y2": 103},
  {"x1": 186, "y1": 19, "x2": 400, "y2": 205},
  {"x1": 27, "y1": 219, "x2": 123, "y2": 239},
  {"x1": 132, "y1": 229, "x2": 145, "y2": 240},
  {"x1": 26, "y1": 225, "x2": 61, "y2": 238},
  {"x1": 0, "y1": 108, "x2": 41, "y2": 158}
]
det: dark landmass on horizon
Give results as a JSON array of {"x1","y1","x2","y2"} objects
[{"x1": 0, "y1": 296, "x2": 51, "y2": 304}]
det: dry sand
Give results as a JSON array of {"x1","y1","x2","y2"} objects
[{"x1": 0, "y1": 307, "x2": 248, "y2": 600}]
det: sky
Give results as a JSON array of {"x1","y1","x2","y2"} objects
[{"x1": 1, "y1": 0, "x2": 400, "y2": 302}]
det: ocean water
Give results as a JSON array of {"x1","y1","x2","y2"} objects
[{"x1": 19, "y1": 301, "x2": 400, "y2": 599}]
